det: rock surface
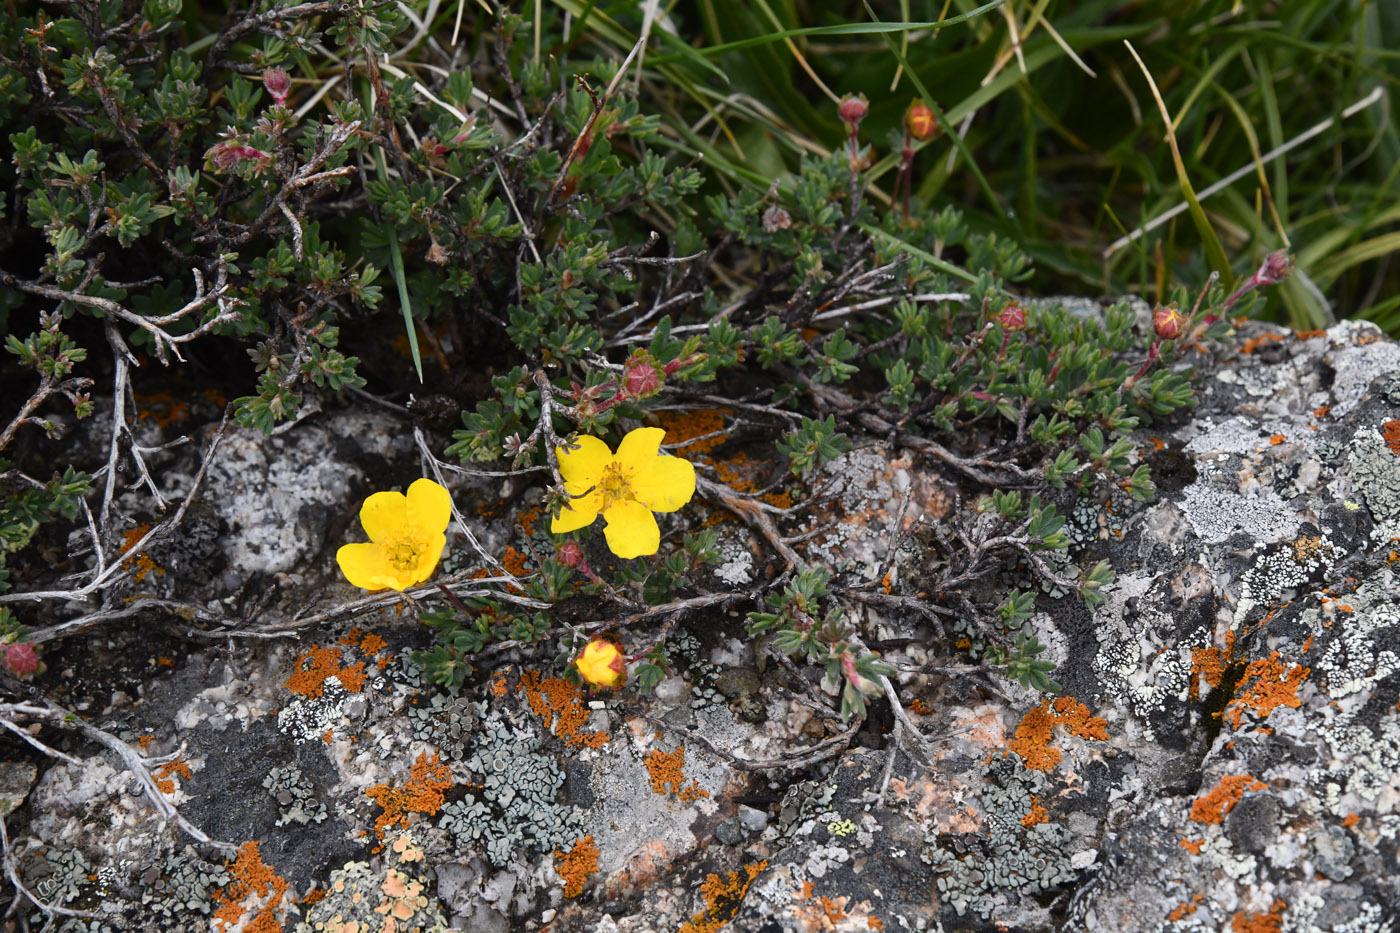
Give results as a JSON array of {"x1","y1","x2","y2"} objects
[{"x1": 6, "y1": 318, "x2": 1400, "y2": 932}]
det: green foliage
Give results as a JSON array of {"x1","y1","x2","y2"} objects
[
  {"x1": 987, "y1": 634, "x2": 1061, "y2": 694},
  {"x1": 778, "y1": 416, "x2": 853, "y2": 477}
]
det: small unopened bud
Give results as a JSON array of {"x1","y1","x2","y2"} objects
[
  {"x1": 996, "y1": 302, "x2": 1028, "y2": 333},
  {"x1": 621, "y1": 352, "x2": 663, "y2": 400},
  {"x1": 1255, "y1": 249, "x2": 1294, "y2": 286},
  {"x1": 557, "y1": 540, "x2": 585, "y2": 569},
  {"x1": 905, "y1": 100, "x2": 937, "y2": 141},
  {"x1": 262, "y1": 67, "x2": 291, "y2": 105},
  {"x1": 4, "y1": 642, "x2": 42, "y2": 679},
  {"x1": 663, "y1": 353, "x2": 705, "y2": 376},
  {"x1": 207, "y1": 141, "x2": 270, "y2": 172},
  {"x1": 1152, "y1": 304, "x2": 1186, "y2": 340},
  {"x1": 762, "y1": 205, "x2": 792, "y2": 233},
  {"x1": 840, "y1": 651, "x2": 876, "y2": 696},
  {"x1": 576, "y1": 638, "x2": 625, "y2": 689},
  {"x1": 837, "y1": 93, "x2": 869, "y2": 129}
]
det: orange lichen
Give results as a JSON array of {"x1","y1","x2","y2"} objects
[
  {"x1": 302, "y1": 887, "x2": 327, "y2": 907},
  {"x1": 364, "y1": 751, "x2": 453, "y2": 842},
  {"x1": 1051, "y1": 697, "x2": 1109, "y2": 740},
  {"x1": 677, "y1": 861, "x2": 767, "y2": 933},
  {"x1": 137, "y1": 734, "x2": 155, "y2": 748},
  {"x1": 1007, "y1": 697, "x2": 1109, "y2": 772},
  {"x1": 867, "y1": 918, "x2": 885, "y2": 931},
  {"x1": 1021, "y1": 799, "x2": 1048, "y2": 827},
  {"x1": 1179, "y1": 837, "x2": 1204, "y2": 854},
  {"x1": 1240, "y1": 333, "x2": 1286, "y2": 354},
  {"x1": 818, "y1": 896, "x2": 848, "y2": 923},
  {"x1": 501, "y1": 545, "x2": 532, "y2": 577},
  {"x1": 213, "y1": 842, "x2": 292, "y2": 933},
  {"x1": 644, "y1": 745, "x2": 709, "y2": 802},
  {"x1": 135, "y1": 391, "x2": 190, "y2": 428},
  {"x1": 359, "y1": 633, "x2": 386, "y2": 655},
  {"x1": 1269, "y1": 434, "x2": 1285, "y2": 446},
  {"x1": 653, "y1": 408, "x2": 728, "y2": 456},
  {"x1": 153, "y1": 759, "x2": 192, "y2": 794},
  {"x1": 520, "y1": 669, "x2": 609, "y2": 748},
  {"x1": 1190, "y1": 775, "x2": 1267, "y2": 824},
  {"x1": 554, "y1": 835, "x2": 600, "y2": 898},
  {"x1": 1295, "y1": 330, "x2": 1326, "y2": 340},
  {"x1": 1313, "y1": 405, "x2": 1332, "y2": 419},
  {"x1": 1169, "y1": 894, "x2": 1205, "y2": 921},
  {"x1": 1383, "y1": 420, "x2": 1400, "y2": 456},
  {"x1": 338, "y1": 627, "x2": 364, "y2": 646},
  {"x1": 1341, "y1": 813, "x2": 1360, "y2": 828},
  {"x1": 1232, "y1": 900, "x2": 1286, "y2": 933},
  {"x1": 1190, "y1": 642, "x2": 1231, "y2": 701},
  {"x1": 1008, "y1": 703, "x2": 1062, "y2": 771},
  {"x1": 1225, "y1": 653, "x2": 1309, "y2": 729},
  {"x1": 490, "y1": 670, "x2": 509, "y2": 696},
  {"x1": 283, "y1": 645, "x2": 368, "y2": 699},
  {"x1": 156, "y1": 656, "x2": 175, "y2": 668},
  {"x1": 519, "y1": 504, "x2": 542, "y2": 537}
]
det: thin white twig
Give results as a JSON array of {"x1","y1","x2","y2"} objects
[{"x1": 413, "y1": 427, "x2": 519, "y2": 584}]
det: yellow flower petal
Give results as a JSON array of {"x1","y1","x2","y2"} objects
[
  {"x1": 412, "y1": 532, "x2": 447, "y2": 585},
  {"x1": 631, "y1": 454, "x2": 696, "y2": 513},
  {"x1": 602, "y1": 499, "x2": 660, "y2": 558},
  {"x1": 359, "y1": 491, "x2": 408, "y2": 544},
  {"x1": 337, "y1": 542, "x2": 391, "y2": 590},
  {"x1": 613, "y1": 426, "x2": 667, "y2": 474},
  {"x1": 557, "y1": 435, "x2": 613, "y2": 494},
  {"x1": 552, "y1": 489, "x2": 601, "y2": 533},
  {"x1": 406, "y1": 478, "x2": 452, "y2": 534}
]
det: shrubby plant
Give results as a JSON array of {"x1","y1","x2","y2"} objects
[{"x1": 0, "y1": 2, "x2": 1289, "y2": 721}]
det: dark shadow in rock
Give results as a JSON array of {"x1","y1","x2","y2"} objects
[{"x1": 182, "y1": 716, "x2": 356, "y2": 891}]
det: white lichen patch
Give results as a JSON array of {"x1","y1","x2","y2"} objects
[
  {"x1": 1323, "y1": 321, "x2": 1400, "y2": 416},
  {"x1": 1179, "y1": 471, "x2": 1300, "y2": 545}
]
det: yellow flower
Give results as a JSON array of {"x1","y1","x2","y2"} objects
[
  {"x1": 336, "y1": 478, "x2": 451, "y2": 591},
  {"x1": 576, "y1": 638, "x2": 625, "y2": 688},
  {"x1": 551, "y1": 427, "x2": 696, "y2": 559}
]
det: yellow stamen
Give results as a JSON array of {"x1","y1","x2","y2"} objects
[{"x1": 597, "y1": 462, "x2": 634, "y2": 510}]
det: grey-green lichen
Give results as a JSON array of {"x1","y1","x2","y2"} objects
[
  {"x1": 778, "y1": 780, "x2": 838, "y2": 835},
  {"x1": 263, "y1": 766, "x2": 328, "y2": 827},
  {"x1": 922, "y1": 755, "x2": 1077, "y2": 919},
  {"x1": 408, "y1": 693, "x2": 483, "y2": 761},
  {"x1": 139, "y1": 845, "x2": 231, "y2": 918},
  {"x1": 1347, "y1": 427, "x2": 1400, "y2": 525},
  {"x1": 438, "y1": 721, "x2": 586, "y2": 867}
]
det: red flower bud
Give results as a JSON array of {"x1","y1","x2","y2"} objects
[
  {"x1": 1254, "y1": 249, "x2": 1294, "y2": 286},
  {"x1": 263, "y1": 67, "x2": 291, "y2": 105},
  {"x1": 1152, "y1": 304, "x2": 1186, "y2": 340},
  {"x1": 621, "y1": 352, "x2": 663, "y2": 400},
  {"x1": 905, "y1": 100, "x2": 937, "y2": 141},
  {"x1": 997, "y1": 302, "x2": 1028, "y2": 333},
  {"x1": 557, "y1": 540, "x2": 585, "y2": 569},
  {"x1": 5, "y1": 642, "x2": 42, "y2": 679},
  {"x1": 837, "y1": 94, "x2": 869, "y2": 128}
]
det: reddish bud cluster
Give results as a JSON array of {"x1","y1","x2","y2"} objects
[
  {"x1": 207, "y1": 140, "x2": 270, "y2": 172},
  {"x1": 1152, "y1": 304, "x2": 1186, "y2": 340},
  {"x1": 996, "y1": 302, "x2": 1028, "y2": 333},
  {"x1": 4, "y1": 642, "x2": 42, "y2": 678},
  {"x1": 1255, "y1": 249, "x2": 1294, "y2": 286},
  {"x1": 837, "y1": 94, "x2": 869, "y2": 128},
  {"x1": 262, "y1": 67, "x2": 291, "y2": 105}
]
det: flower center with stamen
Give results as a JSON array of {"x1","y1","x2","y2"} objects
[
  {"x1": 384, "y1": 531, "x2": 425, "y2": 572},
  {"x1": 597, "y1": 462, "x2": 634, "y2": 511}
]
